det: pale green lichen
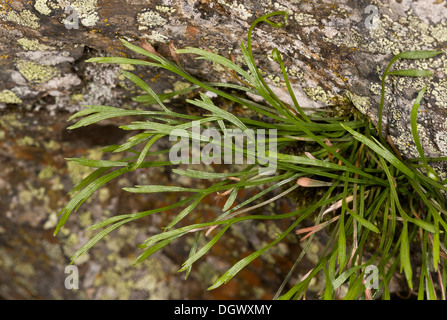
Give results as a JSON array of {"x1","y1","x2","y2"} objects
[
  {"x1": 17, "y1": 136, "x2": 39, "y2": 147},
  {"x1": 43, "y1": 139, "x2": 61, "y2": 151},
  {"x1": 16, "y1": 59, "x2": 60, "y2": 83},
  {"x1": 79, "y1": 211, "x2": 93, "y2": 228},
  {"x1": 141, "y1": 32, "x2": 170, "y2": 44},
  {"x1": 173, "y1": 81, "x2": 191, "y2": 92},
  {"x1": 0, "y1": 114, "x2": 24, "y2": 129},
  {"x1": 71, "y1": 0, "x2": 99, "y2": 27},
  {"x1": 15, "y1": 263, "x2": 35, "y2": 277},
  {"x1": 34, "y1": 0, "x2": 52, "y2": 16},
  {"x1": 345, "y1": 91, "x2": 372, "y2": 116},
  {"x1": 43, "y1": 213, "x2": 58, "y2": 230},
  {"x1": 69, "y1": 93, "x2": 85, "y2": 103},
  {"x1": 119, "y1": 64, "x2": 135, "y2": 71},
  {"x1": 155, "y1": 5, "x2": 176, "y2": 15},
  {"x1": 137, "y1": 10, "x2": 167, "y2": 31},
  {"x1": 41, "y1": 0, "x2": 99, "y2": 27},
  {"x1": 217, "y1": 0, "x2": 252, "y2": 21},
  {"x1": 17, "y1": 38, "x2": 55, "y2": 51},
  {"x1": 431, "y1": 78, "x2": 447, "y2": 109},
  {"x1": 0, "y1": 89, "x2": 22, "y2": 104},
  {"x1": 18, "y1": 185, "x2": 46, "y2": 204},
  {"x1": 303, "y1": 86, "x2": 333, "y2": 104},
  {"x1": 294, "y1": 12, "x2": 319, "y2": 26},
  {"x1": 287, "y1": 66, "x2": 305, "y2": 83},
  {"x1": 3, "y1": 9, "x2": 40, "y2": 29},
  {"x1": 98, "y1": 188, "x2": 110, "y2": 203}
]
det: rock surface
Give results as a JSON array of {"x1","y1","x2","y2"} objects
[{"x1": 0, "y1": 0, "x2": 446, "y2": 299}]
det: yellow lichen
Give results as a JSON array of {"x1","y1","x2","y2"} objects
[
  {"x1": 34, "y1": 0, "x2": 52, "y2": 15},
  {"x1": 17, "y1": 37, "x2": 55, "y2": 51},
  {"x1": 16, "y1": 59, "x2": 60, "y2": 83},
  {"x1": 4, "y1": 9, "x2": 40, "y2": 29},
  {"x1": 0, "y1": 89, "x2": 22, "y2": 104}
]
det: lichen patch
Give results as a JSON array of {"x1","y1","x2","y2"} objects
[
  {"x1": 15, "y1": 59, "x2": 60, "y2": 83},
  {"x1": 137, "y1": 9, "x2": 167, "y2": 31},
  {"x1": 0, "y1": 90, "x2": 22, "y2": 104},
  {"x1": 3, "y1": 9, "x2": 40, "y2": 29}
]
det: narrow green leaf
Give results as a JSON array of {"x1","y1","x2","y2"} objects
[
  {"x1": 222, "y1": 189, "x2": 238, "y2": 212},
  {"x1": 88, "y1": 195, "x2": 199, "y2": 231},
  {"x1": 119, "y1": 38, "x2": 170, "y2": 65},
  {"x1": 186, "y1": 93, "x2": 249, "y2": 134},
  {"x1": 410, "y1": 86, "x2": 440, "y2": 182},
  {"x1": 180, "y1": 224, "x2": 231, "y2": 272},
  {"x1": 69, "y1": 167, "x2": 109, "y2": 194},
  {"x1": 172, "y1": 168, "x2": 255, "y2": 180},
  {"x1": 331, "y1": 265, "x2": 365, "y2": 290},
  {"x1": 341, "y1": 123, "x2": 415, "y2": 178},
  {"x1": 54, "y1": 168, "x2": 128, "y2": 235},
  {"x1": 131, "y1": 134, "x2": 164, "y2": 170},
  {"x1": 121, "y1": 70, "x2": 171, "y2": 113},
  {"x1": 397, "y1": 50, "x2": 443, "y2": 60},
  {"x1": 176, "y1": 47, "x2": 254, "y2": 85},
  {"x1": 347, "y1": 207, "x2": 380, "y2": 234},
  {"x1": 407, "y1": 217, "x2": 437, "y2": 234},
  {"x1": 123, "y1": 185, "x2": 204, "y2": 193},
  {"x1": 433, "y1": 224, "x2": 440, "y2": 271},
  {"x1": 410, "y1": 86, "x2": 428, "y2": 163},
  {"x1": 86, "y1": 57, "x2": 157, "y2": 66},
  {"x1": 343, "y1": 275, "x2": 365, "y2": 300},
  {"x1": 400, "y1": 222, "x2": 413, "y2": 289},
  {"x1": 67, "y1": 105, "x2": 160, "y2": 129},
  {"x1": 166, "y1": 194, "x2": 205, "y2": 229},
  {"x1": 387, "y1": 69, "x2": 433, "y2": 77},
  {"x1": 133, "y1": 85, "x2": 198, "y2": 104},
  {"x1": 66, "y1": 158, "x2": 128, "y2": 168},
  {"x1": 323, "y1": 266, "x2": 333, "y2": 300},
  {"x1": 185, "y1": 232, "x2": 201, "y2": 280},
  {"x1": 136, "y1": 234, "x2": 183, "y2": 264},
  {"x1": 71, "y1": 218, "x2": 130, "y2": 263}
]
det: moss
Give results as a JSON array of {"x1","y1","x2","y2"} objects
[
  {"x1": 0, "y1": 89, "x2": 22, "y2": 104},
  {"x1": 16, "y1": 59, "x2": 60, "y2": 83}
]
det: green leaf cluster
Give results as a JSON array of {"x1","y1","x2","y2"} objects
[{"x1": 57, "y1": 11, "x2": 446, "y2": 300}]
